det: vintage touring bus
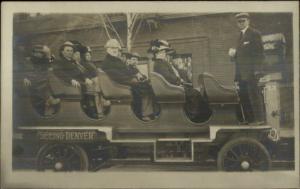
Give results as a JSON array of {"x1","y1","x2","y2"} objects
[{"x1": 12, "y1": 13, "x2": 294, "y2": 172}]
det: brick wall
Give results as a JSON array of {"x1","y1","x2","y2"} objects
[{"x1": 14, "y1": 13, "x2": 293, "y2": 86}]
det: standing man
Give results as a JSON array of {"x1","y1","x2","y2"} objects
[{"x1": 229, "y1": 13, "x2": 265, "y2": 125}]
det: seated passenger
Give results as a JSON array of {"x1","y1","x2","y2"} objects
[
  {"x1": 54, "y1": 41, "x2": 82, "y2": 88},
  {"x1": 124, "y1": 51, "x2": 159, "y2": 118},
  {"x1": 151, "y1": 39, "x2": 212, "y2": 122},
  {"x1": 124, "y1": 52, "x2": 147, "y2": 81},
  {"x1": 81, "y1": 46, "x2": 111, "y2": 118},
  {"x1": 23, "y1": 45, "x2": 60, "y2": 116},
  {"x1": 150, "y1": 39, "x2": 182, "y2": 85},
  {"x1": 54, "y1": 41, "x2": 105, "y2": 118},
  {"x1": 172, "y1": 54, "x2": 190, "y2": 83},
  {"x1": 100, "y1": 39, "x2": 155, "y2": 121},
  {"x1": 186, "y1": 56, "x2": 193, "y2": 83}
]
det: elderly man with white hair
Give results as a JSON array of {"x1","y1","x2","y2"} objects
[{"x1": 100, "y1": 39, "x2": 155, "y2": 121}]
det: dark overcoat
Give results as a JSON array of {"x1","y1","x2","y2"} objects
[
  {"x1": 100, "y1": 54, "x2": 139, "y2": 86},
  {"x1": 153, "y1": 59, "x2": 181, "y2": 86},
  {"x1": 54, "y1": 57, "x2": 86, "y2": 85},
  {"x1": 235, "y1": 27, "x2": 264, "y2": 81}
]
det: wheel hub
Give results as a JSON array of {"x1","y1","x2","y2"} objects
[
  {"x1": 54, "y1": 162, "x2": 63, "y2": 170},
  {"x1": 240, "y1": 160, "x2": 250, "y2": 170}
]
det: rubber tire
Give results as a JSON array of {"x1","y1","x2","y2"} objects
[
  {"x1": 36, "y1": 143, "x2": 89, "y2": 171},
  {"x1": 217, "y1": 137, "x2": 271, "y2": 171}
]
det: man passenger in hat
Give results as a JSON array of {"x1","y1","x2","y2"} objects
[
  {"x1": 23, "y1": 45, "x2": 60, "y2": 116},
  {"x1": 126, "y1": 52, "x2": 147, "y2": 81},
  {"x1": 55, "y1": 41, "x2": 110, "y2": 119},
  {"x1": 152, "y1": 39, "x2": 212, "y2": 122},
  {"x1": 54, "y1": 41, "x2": 81, "y2": 87},
  {"x1": 151, "y1": 39, "x2": 182, "y2": 85},
  {"x1": 55, "y1": 41, "x2": 93, "y2": 88},
  {"x1": 100, "y1": 39, "x2": 155, "y2": 121},
  {"x1": 172, "y1": 53, "x2": 190, "y2": 83},
  {"x1": 228, "y1": 13, "x2": 265, "y2": 125}
]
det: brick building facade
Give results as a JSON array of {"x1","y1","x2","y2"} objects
[{"x1": 14, "y1": 13, "x2": 293, "y2": 85}]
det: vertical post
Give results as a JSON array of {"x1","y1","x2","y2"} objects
[{"x1": 127, "y1": 13, "x2": 132, "y2": 52}]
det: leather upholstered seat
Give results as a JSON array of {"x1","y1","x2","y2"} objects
[
  {"x1": 97, "y1": 68, "x2": 132, "y2": 101},
  {"x1": 201, "y1": 72, "x2": 239, "y2": 104},
  {"x1": 150, "y1": 72, "x2": 185, "y2": 103},
  {"x1": 49, "y1": 71, "x2": 81, "y2": 99}
]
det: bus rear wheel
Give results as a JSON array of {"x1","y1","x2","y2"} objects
[{"x1": 36, "y1": 143, "x2": 89, "y2": 171}]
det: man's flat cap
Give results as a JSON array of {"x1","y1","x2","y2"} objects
[
  {"x1": 59, "y1": 41, "x2": 74, "y2": 51},
  {"x1": 235, "y1": 12, "x2": 250, "y2": 19}
]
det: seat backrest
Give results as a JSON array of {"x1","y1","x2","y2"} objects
[
  {"x1": 150, "y1": 72, "x2": 185, "y2": 103},
  {"x1": 97, "y1": 68, "x2": 132, "y2": 101},
  {"x1": 201, "y1": 72, "x2": 238, "y2": 104},
  {"x1": 49, "y1": 72, "x2": 81, "y2": 100},
  {"x1": 14, "y1": 71, "x2": 31, "y2": 97},
  {"x1": 262, "y1": 33, "x2": 286, "y2": 64},
  {"x1": 148, "y1": 60, "x2": 155, "y2": 73}
]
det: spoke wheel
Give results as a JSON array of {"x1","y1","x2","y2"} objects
[
  {"x1": 217, "y1": 137, "x2": 271, "y2": 171},
  {"x1": 37, "y1": 143, "x2": 89, "y2": 171}
]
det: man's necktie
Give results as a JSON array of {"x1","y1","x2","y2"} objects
[{"x1": 239, "y1": 31, "x2": 244, "y2": 41}]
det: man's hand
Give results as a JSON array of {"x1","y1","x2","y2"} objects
[
  {"x1": 234, "y1": 82, "x2": 239, "y2": 90},
  {"x1": 24, "y1": 78, "x2": 31, "y2": 87},
  {"x1": 136, "y1": 73, "x2": 146, "y2": 81},
  {"x1": 85, "y1": 78, "x2": 93, "y2": 86},
  {"x1": 228, "y1": 48, "x2": 236, "y2": 57},
  {"x1": 130, "y1": 77, "x2": 139, "y2": 84},
  {"x1": 71, "y1": 79, "x2": 81, "y2": 88}
]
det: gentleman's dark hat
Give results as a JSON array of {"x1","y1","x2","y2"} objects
[
  {"x1": 235, "y1": 12, "x2": 250, "y2": 19},
  {"x1": 69, "y1": 40, "x2": 86, "y2": 54},
  {"x1": 149, "y1": 39, "x2": 172, "y2": 53},
  {"x1": 82, "y1": 46, "x2": 92, "y2": 54}
]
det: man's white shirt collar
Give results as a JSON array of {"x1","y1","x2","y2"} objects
[{"x1": 241, "y1": 26, "x2": 249, "y2": 34}]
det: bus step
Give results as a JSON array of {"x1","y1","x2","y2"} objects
[{"x1": 154, "y1": 139, "x2": 193, "y2": 162}]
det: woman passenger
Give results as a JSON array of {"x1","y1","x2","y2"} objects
[{"x1": 81, "y1": 46, "x2": 111, "y2": 119}]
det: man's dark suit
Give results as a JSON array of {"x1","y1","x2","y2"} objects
[
  {"x1": 153, "y1": 59, "x2": 181, "y2": 85},
  {"x1": 153, "y1": 58, "x2": 211, "y2": 122},
  {"x1": 54, "y1": 57, "x2": 86, "y2": 85},
  {"x1": 100, "y1": 54, "x2": 139, "y2": 86},
  {"x1": 234, "y1": 27, "x2": 265, "y2": 123},
  {"x1": 100, "y1": 54, "x2": 154, "y2": 117},
  {"x1": 235, "y1": 27, "x2": 264, "y2": 81},
  {"x1": 24, "y1": 56, "x2": 53, "y2": 114}
]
